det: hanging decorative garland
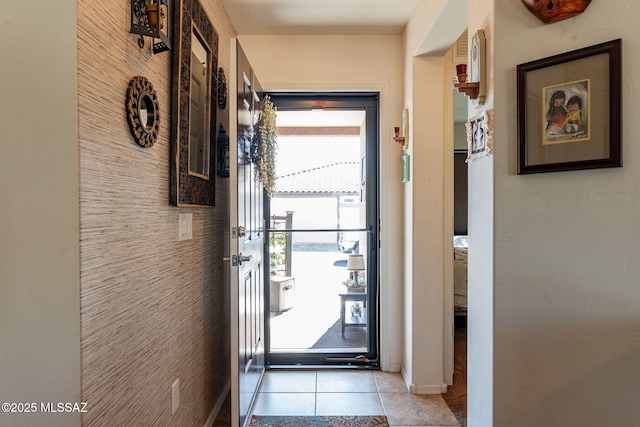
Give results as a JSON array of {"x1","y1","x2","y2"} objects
[{"x1": 252, "y1": 95, "x2": 278, "y2": 197}]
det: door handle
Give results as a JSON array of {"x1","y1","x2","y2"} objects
[
  {"x1": 223, "y1": 256, "x2": 238, "y2": 266},
  {"x1": 238, "y1": 253, "x2": 252, "y2": 265}
]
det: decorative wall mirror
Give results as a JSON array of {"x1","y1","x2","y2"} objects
[
  {"x1": 170, "y1": 0, "x2": 219, "y2": 207},
  {"x1": 126, "y1": 76, "x2": 160, "y2": 148}
]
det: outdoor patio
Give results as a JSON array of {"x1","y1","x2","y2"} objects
[{"x1": 269, "y1": 244, "x2": 368, "y2": 352}]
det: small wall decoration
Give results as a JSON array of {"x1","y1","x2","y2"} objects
[
  {"x1": 517, "y1": 39, "x2": 621, "y2": 174},
  {"x1": 465, "y1": 109, "x2": 494, "y2": 162},
  {"x1": 401, "y1": 154, "x2": 410, "y2": 182},
  {"x1": 125, "y1": 76, "x2": 160, "y2": 148},
  {"x1": 469, "y1": 29, "x2": 486, "y2": 108},
  {"x1": 521, "y1": 0, "x2": 592, "y2": 24},
  {"x1": 129, "y1": 0, "x2": 171, "y2": 53},
  {"x1": 454, "y1": 30, "x2": 486, "y2": 106},
  {"x1": 217, "y1": 67, "x2": 227, "y2": 110}
]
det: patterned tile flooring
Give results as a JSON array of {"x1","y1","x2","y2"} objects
[{"x1": 249, "y1": 370, "x2": 459, "y2": 427}]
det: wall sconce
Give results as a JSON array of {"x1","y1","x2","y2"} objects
[
  {"x1": 216, "y1": 124, "x2": 230, "y2": 178},
  {"x1": 129, "y1": 0, "x2": 171, "y2": 54},
  {"x1": 452, "y1": 29, "x2": 486, "y2": 106}
]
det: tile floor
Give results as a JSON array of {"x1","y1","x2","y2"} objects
[{"x1": 250, "y1": 370, "x2": 459, "y2": 426}]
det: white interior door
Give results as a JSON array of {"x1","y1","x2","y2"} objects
[{"x1": 229, "y1": 39, "x2": 265, "y2": 427}]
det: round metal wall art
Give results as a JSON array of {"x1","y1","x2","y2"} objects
[
  {"x1": 217, "y1": 67, "x2": 227, "y2": 110},
  {"x1": 125, "y1": 76, "x2": 160, "y2": 148}
]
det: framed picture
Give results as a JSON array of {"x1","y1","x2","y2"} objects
[
  {"x1": 465, "y1": 110, "x2": 493, "y2": 162},
  {"x1": 517, "y1": 39, "x2": 622, "y2": 174},
  {"x1": 401, "y1": 154, "x2": 410, "y2": 182}
]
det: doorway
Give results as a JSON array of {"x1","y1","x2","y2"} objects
[{"x1": 265, "y1": 93, "x2": 379, "y2": 367}]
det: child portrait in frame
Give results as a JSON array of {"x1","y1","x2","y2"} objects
[{"x1": 543, "y1": 79, "x2": 590, "y2": 145}]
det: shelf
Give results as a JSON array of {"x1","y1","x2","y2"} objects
[{"x1": 453, "y1": 82, "x2": 479, "y2": 100}]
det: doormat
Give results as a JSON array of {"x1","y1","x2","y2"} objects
[{"x1": 249, "y1": 415, "x2": 389, "y2": 427}]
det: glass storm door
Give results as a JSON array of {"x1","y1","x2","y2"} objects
[{"x1": 265, "y1": 93, "x2": 379, "y2": 368}]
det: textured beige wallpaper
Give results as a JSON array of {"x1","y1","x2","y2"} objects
[{"x1": 78, "y1": 1, "x2": 236, "y2": 425}]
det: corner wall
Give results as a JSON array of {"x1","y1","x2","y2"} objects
[
  {"x1": 402, "y1": 0, "x2": 468, "y2": 394},
  {"x1": 0, "y1": 2, "x2": 80, "y2": 426}
]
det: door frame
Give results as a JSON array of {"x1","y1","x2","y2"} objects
[{"x1": 264, "y1": 92, "x2": 381, "y2": 368}]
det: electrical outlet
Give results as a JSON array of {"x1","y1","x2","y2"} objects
[
  {"x1": 171, "y1": 379, "x2": 180, "y2": 415},
  {"x1": 179, "y1": 214, "x2": 192, "y2": 241}
]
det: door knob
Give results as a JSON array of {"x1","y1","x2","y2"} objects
[
  {"x1": 237, "y1": 226, "x2": 246, "y2": 237},
  {"x1": 238, "y1": 253, "x2": 252, "y2": 265}
]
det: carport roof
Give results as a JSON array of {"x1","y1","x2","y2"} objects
[{"x1": 274, "y1": 162, "x2": 360, "y2": 195}]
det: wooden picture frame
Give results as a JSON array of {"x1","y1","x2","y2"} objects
[
  {"x1": 170, "y1": 0, "x2": 219, "y2": 206},
  {"x1": 517, "y1": 39, "x2": 621, "y2": 174}
]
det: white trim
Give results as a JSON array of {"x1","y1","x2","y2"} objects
[
  {"x1": 410, "y1": 383, "x2": 449, "y2": 395},
  {"x1": 401, "y1": 365, "x2": 447, "y2": 394},
  {"x1": 443, "y1": 57, "x2": 456, "y2": 387}
]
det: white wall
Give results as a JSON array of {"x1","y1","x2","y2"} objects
[
  {"x1": 271, "y1": 197, "x2": 338, "y2": 244},
  {"x1": 465, "y1": 1, "x2": 494, "y2": 425},
  {"x1": 0, "y1": 1, "x2": 81, "y2": 426},
  {"x1": 239, "y1": 34, "x2": 405, "y2": 372},
  {"x1": 492, "y1": 1, "x2": 640, "y2": 425}
]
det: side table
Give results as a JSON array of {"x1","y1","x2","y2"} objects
[{"x1": 339, "y1": 291, "x2": 367, "y2": 339}]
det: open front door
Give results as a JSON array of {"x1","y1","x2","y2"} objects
[{"x1": 229, "y1": 40, "x2": 265, "y2": 427}]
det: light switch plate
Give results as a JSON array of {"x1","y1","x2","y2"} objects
[
  {"x1": 179, "y1": 214, "x2": 192, "y2": 241},
  {"x1": 171, "y1": 379, "x2": 180, "y2": 415}
]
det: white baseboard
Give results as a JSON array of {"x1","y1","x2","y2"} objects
[
  {"x1": 400, "y1": 366, "x2": 447, "y2": 394},
  {"x1": 410, "y1": 383, "x2": 448, "y2": 394},
  {"x1": 204, "y1": 380, "x2": 231, "y2": 427},
  {"x1": 385, "y1": 364, "x2": 402, "y2": 373}
]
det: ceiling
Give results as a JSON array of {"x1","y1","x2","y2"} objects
[{"x1": 221, "y1": 0, "x2": 419, "y2": 35}]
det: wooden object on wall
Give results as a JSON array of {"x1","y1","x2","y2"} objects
[
  {"x1": 125, "y1": 76, "x2": 160, "y2": 148},
  {"x1": 521, "y1": 0, "x2": 592, "y2": 24},
  {"x1": 129, "y1": 0, "x2": 170, "y2": 53},
  {"x1": 170, "y1": 0, "x2": 219, "y2": 207},
  {"x1": 452, "y1": 30, "x2": 486, "y2": 107},
  {"x1": 217, "y1": 67, "x2": 227, "y2": 110}
]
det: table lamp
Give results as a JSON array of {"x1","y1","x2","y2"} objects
[{"x1": 347, "y1": 254, "x2": 365, "y2": 283}]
